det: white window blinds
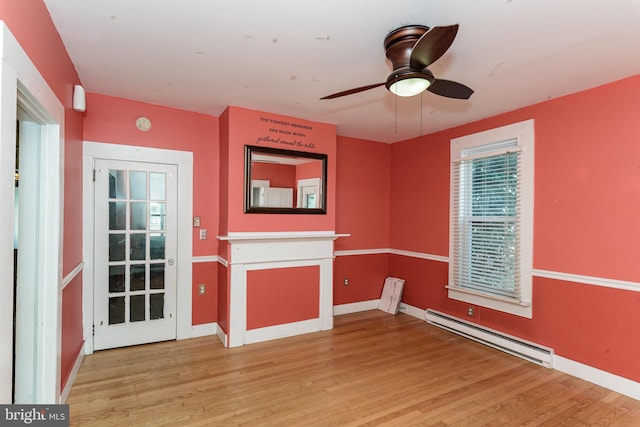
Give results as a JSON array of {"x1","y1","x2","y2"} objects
[{"x1": 451, "y1": 139, "x2": 523, "y2": 302}]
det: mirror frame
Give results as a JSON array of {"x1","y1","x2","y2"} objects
[{"x1": 244, "y1": 145, "x2": 328, "y2": 214}]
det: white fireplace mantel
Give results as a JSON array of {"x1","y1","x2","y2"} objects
[
  {"x1": 218, "y1": 231, "x2": 349, "y2": 243},
  {"x1": 218, "y1": 231, "x2": 349, "y2": 347}
]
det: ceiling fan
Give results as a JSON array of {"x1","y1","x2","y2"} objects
[{"x1": 320, "y1": 24, "x2": 473, "y2": 100}]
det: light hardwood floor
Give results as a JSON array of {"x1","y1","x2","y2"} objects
[{"x1": 67, "y1": 310, "x2": 640, "y2": 426}]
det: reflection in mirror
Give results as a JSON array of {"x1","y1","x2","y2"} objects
[{"x1": 245, "y1": 145, "x2": 327, "y2": 214}]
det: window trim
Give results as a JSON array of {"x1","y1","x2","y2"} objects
[{"x1": 448, "y1": 119, "x2": 535, "y2": 318}]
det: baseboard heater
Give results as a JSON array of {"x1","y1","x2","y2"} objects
[{"x1": 425, "y1": 309, "x2": 553, "y2": 368}]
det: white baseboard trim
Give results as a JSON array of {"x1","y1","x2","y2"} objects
[
  {"x1": 245, "y1": 318, "x2": 321, "y2": 345},
  {"x1": 60, "y1": 347, "x2": 84, "y2": 403},
  {"x1": 333, "y1": 301, "x2": 426, "y2": 320},
  {"x1": 333, "y1": 300, "x2": 380, "y2": 315},
  {"x1": 398, "y1": 302, "x2": 426, "y2": 320},
  {"x1": 190, "y1": 322, "x2": 218, "y2": 339},
  {"x1": 216, "y1": 326, "x2": 228, "y2": 347},
  {"x1": 553, "y1": 355, "x2": 640, "y2": 401}
]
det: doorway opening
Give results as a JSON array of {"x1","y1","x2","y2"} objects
[
  {"x1": 12, "y1": 120, "x2": 18, "y2": 402},
  {"x1": 13, "y1": 106, "x2": 46, "y2": 403},
  {"x1": 0, "y1": 22, "x2": 64, "y2": 404}
]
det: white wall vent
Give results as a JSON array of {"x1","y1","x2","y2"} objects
[{"x1": 425, "y1": 309, "x2": 553, "y2": 368}]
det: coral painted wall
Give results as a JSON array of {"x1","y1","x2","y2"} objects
[
  {"x1": 246, "y1": 266, "x2": 320, "y2": 329},
  {"x1": 221, "y1": 106, "x2": 336, "y2": 233},
  {"x1": 83, "y1": 93, "x2": 220, "y2": 325},
  {"x1": 333, "y1": 136, "x2": 391, "y2": 305},
  {"x1": 192, "y1": 262, "x2": 218, "y2": 325},
  {"x1": 334, "y1": 254, "x2": 390, "y2": 305},
  {"x1": 389, "y1": 75, "x2": 640, "y2": 382},
  {"x1": 60, "y1": 276, "x2": 84, "y2": 392},
  {"x1": 251, "y1": 162, "x2": 296, "y2": 188},
  {"x1": 0, "y1": 1, "x2": 84, "y2": 393}
]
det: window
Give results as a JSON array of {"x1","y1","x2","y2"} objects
[{"x1": 448, "y1": 120, "x2": 534, "y2": 318}]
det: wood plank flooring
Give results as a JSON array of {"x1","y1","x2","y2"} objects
[{"x1": 67, "y1": 311, "x2": 640, "y2": 426}]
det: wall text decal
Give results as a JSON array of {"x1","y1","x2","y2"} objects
[{"x1": 257, "y1": 116, "x2": 316, "y2": 150}]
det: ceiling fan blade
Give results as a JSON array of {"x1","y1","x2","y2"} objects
[
  {"x1": 409, "y1": 24, "x2": 459, "y2": 70},
  {"x1": 427, "y1": 79, "x2": 474, "y2": 99},
  {"x1": 320, "y1": 82, "x2": 385, "y2": 99}
]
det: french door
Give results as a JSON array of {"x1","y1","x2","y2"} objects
[{"x1": 93, "y1": 159, "x2": 178, "y2": 350}]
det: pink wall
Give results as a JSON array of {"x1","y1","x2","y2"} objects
[
  {"x1": 217, "y1": 265, "x2": 229, "y2": 336},
  {"x1": 83, "y1": 93, "x2": 220, "y2": 327},
  {"x1": 218, "y1": 109, "x2": 230, "y2": 261},
  {"x1": 388, "y1": 75, "x2": 640, "y2": 382},
  {"x1": 296, "y1": 158, "x2": 323, "y2": 181},
  {"x1": 192, "y1": 262, "x2": 218, "y2": 325},
  {"x1": 221, "y1": 106, "x2": 336, "y2": 233},
  {"x1": 83, "y1": 93, "x2": 220, "y2": 259},
  {"x1": 246, "y1": 266, "x2": 320, "y2": 329},
  {"x1": 0, "y1": 1, "x2": 85, "y2": 393},
  {"x1": 332, "y1": 136, "x2": 391, "y2": 304},
  {"x1": 389, "y1": 134, "x2": 449, "y2": 255},
  {"x1": 335, "y1": 136, "x2": 391, "y2": 251},
  {"x1": 251, "y1": 162, "x2": 296, "y2": 188},
  {"x1": 60, "y1": 277, "x2": 84, "y2": 391},
  {"x1": 333, "y1": 254, "x2": 390, "y2": 305}
]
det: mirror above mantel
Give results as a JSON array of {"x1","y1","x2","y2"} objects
[{"x1": 244, "y1": 145, "x2": 327, "y2": 214}]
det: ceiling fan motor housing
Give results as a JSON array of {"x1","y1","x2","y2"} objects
[
  {"x1": 384, "y1": 25, "x2": 434, "y2": 93},
  {"x1": 384, "y1": 25, "x2": 429, "y2": 71}
]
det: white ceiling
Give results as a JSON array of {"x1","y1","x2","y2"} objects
[{"x1": 44, "y1": 0, "x2": 640, "y2": 143}]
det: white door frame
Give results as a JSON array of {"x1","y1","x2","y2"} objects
[
  {"x1": 82, "y1": 141, "x2": 193, "y2": 355},
  {"x1": 297, "y1": 177, "x2": 322, "y2": 208},
  {"x1": 0, "y1": 22, "x2": 65, "y2": 403}
]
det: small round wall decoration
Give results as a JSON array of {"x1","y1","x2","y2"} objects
[{"x1": 135, "y1": 116, "x2": 152, "y2": 131}]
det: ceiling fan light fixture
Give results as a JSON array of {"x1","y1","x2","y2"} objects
[
  {"x1": 386, "y1": 68, "x2": 434, "y2": 97},
  {"x1": 389, "y1": 77, "x2": 430, "y2": 97}
]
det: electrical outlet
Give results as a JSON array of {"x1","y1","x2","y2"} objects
[
  {"x1": 467, "y1": 306, "x2": 474, "y2": 317},
  {"x1": 199, "y1": 229, "x2": 207, "y2": 240},
  {"x1": 343, "y1": 277, "x2": 349, "y2": 286},
  {"x1": 198, "y1": 284, "x2": 206, "y2": 295}
]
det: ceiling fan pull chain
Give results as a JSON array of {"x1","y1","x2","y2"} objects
[
  {"x1": 394, "y1": 75, "x2": 398, "y2": 134},
  {"x1": 420, "y1": 92, "x2": 423, "y2": 136}
]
